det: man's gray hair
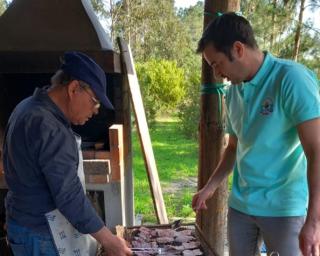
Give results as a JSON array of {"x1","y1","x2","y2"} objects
[
  {"x1": 50, "y1": 70, "x2": 91, "y2": 90},
  {"x1": 50, "y1": 70, "x2": 73, "y2": 88}
]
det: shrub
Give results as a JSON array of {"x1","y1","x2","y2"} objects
[
  {"x1": 177, "y1": 66, "x2": 201, "y2": 139},
  {"x1": 136, "y1": 59, "x2": 185, "y2": 126}
]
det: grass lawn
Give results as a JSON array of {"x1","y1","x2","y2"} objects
[{"x1": 133, "y1": 118, "x2": 198, "y2": 223}]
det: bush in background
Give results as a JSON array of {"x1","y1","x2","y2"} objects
[
  {"x1": 177, "y1": 65, "x2": 201, "y2": 140},
  {"x1": 136, "y1": 59, "x2": 185, "y2": 126}
]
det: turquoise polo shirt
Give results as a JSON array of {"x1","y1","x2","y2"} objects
[{"x1": 226, "y1": 52, "x2": 320, "y2": 216}]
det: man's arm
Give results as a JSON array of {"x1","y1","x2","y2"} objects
[
  {"x1": 192, "y1": 134, "x2": 237, "y2": 211},
  {"x1": 297, "y1": 118, "x2": 320, "y2": 256}
]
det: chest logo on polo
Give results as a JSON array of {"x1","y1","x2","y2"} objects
[{"x1": 260, "y1": 97, "x2": 273, "y2": 115}]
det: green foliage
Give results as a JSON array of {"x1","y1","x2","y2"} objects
[
  {"x1": 241, "y1": 0, "x2": 319, "y2": 74},
  {"x1": 241, "y1": 0, "x2": 298, "y2": 55},
  {"x1": 0, "y1": 0, "x2": 9, "y2": 16},
  {"x1": 299, "y1": 33, "x2": 320, "y2": 77},
  {"x1": 136, "y1": 59, "x2": 185, "y2": 125},
  {"x1": 175, "y1": 2, "x2": 203, "y2": 139},
  {"x1": 177, "y1": 63, "x2": 201, "y2": 139},
  {"x1": 111, "y1": 0, "x2": 189, "y2": 63},
  {"x1": 90, "y1": 0, "x2": 108, "y2": 18},
  {"x1": 177, "y1": 1, "x2": 203, "y2": 53}
]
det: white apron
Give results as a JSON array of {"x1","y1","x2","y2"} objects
[{"x1": 45, "y1": 135, "x2": 98, "y2": 256}]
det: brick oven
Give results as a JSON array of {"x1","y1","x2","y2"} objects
[{"x1": 0, "y1": 0, "x2": 134, "y2": 240}]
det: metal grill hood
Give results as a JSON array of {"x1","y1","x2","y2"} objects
[{"x1": 0, "y1": 0, "x2": 113, "y2": 51}]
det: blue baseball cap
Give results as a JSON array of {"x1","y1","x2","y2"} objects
[{"x1": 61, "y1": 51, "x2": 114, "y2": 110}]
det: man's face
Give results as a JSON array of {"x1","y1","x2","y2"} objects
[
  {"x1": 68, "y1": 81, "x2": 100, "y2": 125},
  {"x1": 203, "y1": 43, "x2": 245, "y2": 85}
]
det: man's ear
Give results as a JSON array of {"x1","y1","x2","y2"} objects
[
  {"x1": 66, "y1": 80, "x2": 79, "y2": 98},
  {"x1": 233, "y1": 41, "x2": 245, "y2": 59}
]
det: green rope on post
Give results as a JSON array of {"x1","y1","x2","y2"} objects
[
  {"x1": 201, "y1": 83, "x2": 226, "y2": 124},
  {"x1": 204, "y1": 11, "x2": 244, "y2": 18},
  {"x1": 204, "y1": 11, "x2": 223, "y2": 18},
  {"x1": 201, "y1": 83, "x2": 225, "y2": 94}
]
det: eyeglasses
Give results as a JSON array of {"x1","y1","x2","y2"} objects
[{"x1": 78, "y1": 81, "x2": 101, "y2": 109}]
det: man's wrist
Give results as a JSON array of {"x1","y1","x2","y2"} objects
[{"x1": 91, "y1": 226, "x2": 115, "y2": 247}]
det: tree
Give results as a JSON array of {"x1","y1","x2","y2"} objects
[
  {"x1": 174, "y1": 2, "x2": 203, "y2": 138},
  {"x1": 0, "y1": 0, "x2": 9, "y2": 16},
  {"x1": 136, "y1": 59, "x2": 185, "y2": 124},
  {"x1": 177, "y1": 67, "x2": 201, "y2": 139},
  {"x1": 241, "y1": 0, "x2": 298, "y2": 56},
  {"x1": 292, "y1": 0, "x2": 320, "y2": 61},
  {"x1": 241, "y1": 0, "x2": 319, "y2": 76},
  {"x1": 109, "y1": 0, "x2": 192, "y2": 64},
  {"x1": 293, "y1": 0, "x2": 306, "y2": 60}
]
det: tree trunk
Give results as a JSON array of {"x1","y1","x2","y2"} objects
[
  {"x1": 123, "y1": 0, "x2": 131, "y2": 45},
  {"x1": 197, "y1": 1, "x2": 240, "y2": 255},
  {"x1": 270, "y1": 0, "x2": 277, "y2": 49},
  {"x1": 293, "y1": 0, "x2": 305, "y2": 61}
]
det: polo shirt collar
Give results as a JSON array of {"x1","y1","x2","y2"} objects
[{"x1": 244, "y1": 51, "x2": 274, "y2": 87}]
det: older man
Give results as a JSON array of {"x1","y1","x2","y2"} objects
[{"x1": 3, "y1": 52, "x2": 132, "y2": 256}]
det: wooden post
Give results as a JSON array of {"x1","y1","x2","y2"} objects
[
  {"x1": 197, "y1": 1, "x2": 240, "y2": 255},
  {"x1": 109, "y1": 124, "x2": 127, "y2": 226},
  {"x1": 118, "y1": 38, "x2": 168, "y2": 224}
]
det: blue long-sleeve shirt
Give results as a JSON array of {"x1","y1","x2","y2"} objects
[{"x1": 3, "y1": 87, "x2": 104, "y2": 234}]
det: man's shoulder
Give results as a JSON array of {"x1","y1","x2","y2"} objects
[
  {"x1": 271, "y1": 56, "x2": 314, "y2": 79},
  {"x1": 16, "y1": 98, "x2": 53, "y2": 122},
  {"x1": 11, "y1": 97, "x2": 64, "y2": 137}
]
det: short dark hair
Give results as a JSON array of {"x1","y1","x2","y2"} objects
[{"x1": 197, "y1": 12, "x2": 258, "y2": 60}]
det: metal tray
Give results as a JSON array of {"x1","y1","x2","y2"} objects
[{"x1": 115, "y1": 222, "x2": 218, "y2": 256}]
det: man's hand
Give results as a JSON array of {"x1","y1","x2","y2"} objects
[
  {"x1": 191, "y1": 135, "x2": 237, "y2": 213},
  {"x1": 299, "y1": 219, "x2": 320, "y2": 256},
  {"x1": 191, "y1": 185, "x2": 214, "y2": 212},
  {"x1": 102, "y1": 235, "x2": 132, "y2": 256},
  {"x1": 91, "y1": 226, "x2": 132, "y2": 256}
]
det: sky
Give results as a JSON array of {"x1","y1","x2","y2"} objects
[
  {"x1": 174, "y1": 0, "x2": 200, "y2": 9},
  {"x1": 174, "y1": 0, "x2": 320, "y2": 31}
]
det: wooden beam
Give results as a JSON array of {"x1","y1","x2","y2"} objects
[
  {"x1": 197, "y1": 1, "x2": 240, "y2": 255},
  {"x1": 82, "y1": 150, "x2": 111, "y2": 160},
  {"x1": 117, "y1": 38, "x2": 168, "y2": 224},
  {"x1": 109, "y1": 124, "x2": 127, "y2": 225},
  {"x1": 83, "y1": 159, "x2": 111, "y2": 184},
  {"x1": 109, "y1": 124, "x2": 124, "y2": 181}
]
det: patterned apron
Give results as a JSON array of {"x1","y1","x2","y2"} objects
[{"x1": 45, "y1": 135, "x2": 98, "y2": 256}]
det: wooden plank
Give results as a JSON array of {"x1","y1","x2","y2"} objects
[
  {"x1": 109, "y1": 124, "x2": 126, "y2": 225},
  {"x1": 82, "y1": 150, "x2": 111, "y2": 160},
  {"x1": 115, "y1": 63, "x2": 134, "y2": 226},
  {"x1": 83, "y1": 159, "x2": 111, "y2": 184},
  {"x1": 86, "y1": 174, "x2": 109, "y2": 184},
  {"x1": 83, "y1": 159, "x2": 111, "y2": 175},
  {"x1": 109, "y1": 124, "x2": 123, "y2": 181},
  {"x1": 117, "y1": 38, "x2": 168, "y2": 224}
]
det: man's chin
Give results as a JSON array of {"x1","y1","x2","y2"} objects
[{"x1": 72, "y1": 120, "x2": 87, "y2": 126}]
